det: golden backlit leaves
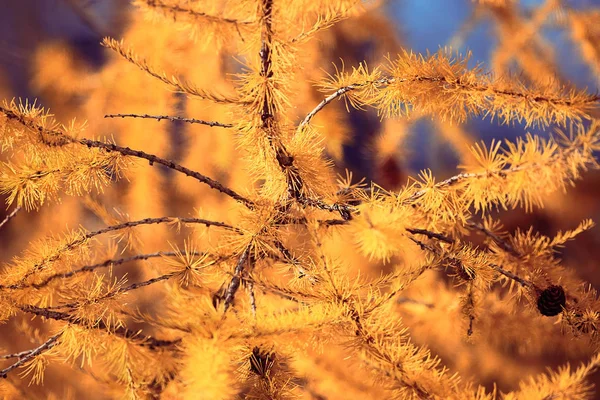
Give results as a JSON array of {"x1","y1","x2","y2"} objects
[
  {"x1": 322, "y1": 49, "x2": 599, "y2": 127},
  {"x1": 177, "y1": 336, "x2": 239, "y2": 400},
  {"x1": 0, "y1": 100, "x2": 129, "y2": 211},
  {"x1": 350, "y1": 193, "x2": 414, "y2": 262},
  {"x1": 503, "y1": 353, "x2": 600, "y2": 400},
  {"x1": 162, "y1": 239, "x2": 212, "y2": 287},
  {"x1": 101, "y1": 37, "x2": 241, "y2": 104}
]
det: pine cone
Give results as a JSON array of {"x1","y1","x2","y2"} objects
[{"x1": 537, "y1": 285, "x2": 566, "y2": 317}]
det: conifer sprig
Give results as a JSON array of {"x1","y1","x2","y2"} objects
[
  {"x1": 0, "y1": 102, "x2": 254, "y2": 207},
  {"x1": 314, "y1": 50, "x2": 600, "y2": 127},
  {"x1": 0, "y1": 332, "x2": 62, "y2": 379},
  {"x1": 27, "y1": 250, "x2": 223, "y2": 290},
  {"x1": 101, "y1": 38, "x2": 242, "y2": 104},
  {"x1": 3, "y1": 0, "x2": 600, "y2": 397},
  {"x1": 0, "y1": 216, "x2": 238, "y2": 290},
  {"x1": 19, "y1": 305, "x2": 181, "y2": 349}
]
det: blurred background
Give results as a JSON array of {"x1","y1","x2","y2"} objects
[
  {"x1": 3, "y1": 0, "x2": 600, "y2": 396},
  {"x1": 4, "y1": 0, "x2": 600, "y2": 172}
]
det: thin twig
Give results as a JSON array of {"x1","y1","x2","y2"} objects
[
  {"x1": 0, "y1": 207, "x2": 21, "y2": 231},
  {"x1": 467, "y1": 221, "x2": 521, "y2": 257},
  {"x1": 244, "y1": 275, "x2": 308, "y2": 304},
  {"x1": 489, "y1": 264, "x2": 533, "y2": 288},
  {"x1": 0, "y1": 333, "x2": 62, "y2": 378},
  {"x1": 405, "y1": 228, "x2": 454, "y2": 244},
  {"x1": 5, "y1": 216, "x2": 238, "y2": 290},
  {"x1": 406, "y1": 170, "x2": 509, "y2": 204},
  {"x1": 45, "y1": 268, "x2": 202, "y2": 311},
  {"x1": 299, "y1": 85, "x2": 358, "y2": 129},
  {"x1": 105, "y1": 113, "x2": 233, "y2": 128},
  {"x1": 79, "y1": 138, "x2": 254, "y2": 207},
  {"x1": 248, "y1": 280, "x2": 257, "y2": 318},
  {"x1": 141, "y1": 0, "x2": 255, "y2": 25},
  {"x1": 0, "y1": 105, "x2": 254, "y2": 208},
  {"x1": 396, "y1": 297, "x2": 435, "y2": 308},
  {"x1": 465, "y1": 284, "x2": 476, "y2": 337},
  {"x1": 28, "y1": 250, "x2": 216, "y2": 289},
  {"x1": 408, "y1": 236, "x2": 439, "y2": 254},
  {"x1": 296, "y1": 197, "x2": 353, "y2": 220},
  {"x1": 273, "y1": 239, "x2": 317, "y2": 282},
  {"x1": 223, "y1": 246, "x2": 251, "y2": 311},
  {"x1": 298, "y1": 78, "x2": 392, "y2": 130},
  {"x1": 463, "y1": 222, "x2": 532, "y2": 286},
  {"x1": 19, "y1": 305, "x2": 181, "y2": 349},
  {"x1": 119, "y1": 272, "x2": 176, "y2": 293},
  {"x1": 408, "y1": 235, "x2": 533, "y2": 288}
]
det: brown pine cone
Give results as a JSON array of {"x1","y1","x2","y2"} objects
[{"x1": 537, "y1": 285, "x2": 566, "y2": 317}]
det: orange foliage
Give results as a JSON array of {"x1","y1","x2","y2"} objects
[{"x1": 2, "y1": 1, "x2": 600, "y2": 399}]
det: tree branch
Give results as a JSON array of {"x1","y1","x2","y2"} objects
[
  {"x1": 5, "y1": 216, "x2": 238, "y2": 290},
  {"x1": 79, "y1": 138, "x2": 254, "y2": 207},
  {"x1": 299, "y1": 85, "x2": 358, "y2": 129},
  {"x1": 27, "y1": 250, "x2": 221, "y2": 289},
  {"x1": 19, "y1": 306, "x2": 181, "y2": 350},
  {"x1": 248, "y1": 280, "x2": 257, "y2": 318},
  {"x1": 299, "y1": 78, "x2": 392, "y2": 130},
  {"x1": 0, "y1": 333, "x2": 62, "y2": 378},
  {"x1": 223, "y1": 246, "x2": 251, "y2": 311},
  {"x1": 467, "y1": 221, "x2": 521, "y2": 257},
  {"x1": 141, "y1": 0, "x2": 255, "y2": 25},
  {"x1": 105, "y1": 113, "x2": 233, "y2": 128},
  {"x1": 405, "y1": 228, "x2": 454, "y2": 244},
  {"x1": 0, "y1": 105, "x2": 254, "y2": 208},
  {"x1": 0, "y1": 207, "x2": 21, "y2": 231},
  {"x1": 408, "y1": 235, "x2": 533, "y2": 288}
]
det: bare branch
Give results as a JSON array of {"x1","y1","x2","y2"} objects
[
  {"x1": 299, "y1": 85, "x2": 359, "y2": 129},
  {"x1": 119, "y1": 272, "x2": 176, "y2": 293},
  {"x1": 296, "y1": 197, "x2": 353, "y2": 220},
  {"x1": 405, "y1": 228, "x2": 455, "y2": 244},
  {"x1": 408, "y1": 235, "x2": 533, "y2": 288},
  {"x1": 248, "y1": 280, "x2": 257, "y2": 318},
  {"x1": 140, "y1": 0, "x2": 255, "y2": 26},
  {"x1": 43, "y1": 266, "x2": 210, "y2": 312},
  {"x1": 0, "y1": 333, "x2": 61, "y2": 378},
  {"x1": 489, "y1": 264, "x2": 533, "y2": 288},
  {"x1": 298, "y1": 78, "x2": 392, "y2": 130},
  {"x1": 273, "y1": 239, "x2": 317, "y2": 282},
  {"x1": 223, "y1": 246, "x2": 251, "y2": 311},
  {"x1": 79, "y1": 139, "x2": 254, "y2": 207},
  {"x1": 80, "y1": 216, "x2": 240, "y2": 237},
  {"x1": 467, "y1": 221, "x2": 521, "y2": 257},
  {"x1": 405, "y1": 170, "x2": 509, "y2": 204},
  {"x1": 0, "y1": 207, "x2": 21, "y2": 231},
  {"x1": 104, "y1": 113, "x2": 233, "y2": 128}
]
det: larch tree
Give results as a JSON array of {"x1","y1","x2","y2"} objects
[{"x1": 1, "y1": 0, "x2": 600, "y2": 399}]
